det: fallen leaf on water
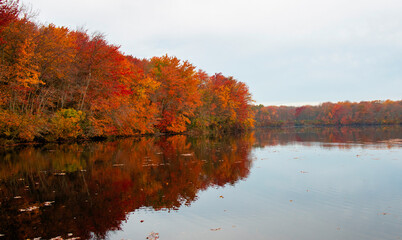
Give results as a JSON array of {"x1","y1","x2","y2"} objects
[
  {"x1": 210, "y1": 228, "x2": 221, "y2": 231},
  {"x1": 219, "y1": 195, "x2": 224, "y2": 199},
  {"x1": 50, "y1": 236, "x2": 62, "y2": 240},
  {"x1": 44, "y1": 201, "x2": 55, "y2": 206},
  {"x1": 140, "y1": 220, "x2": 144, "y2": 223},
  {"x1": 19, "y1": 205, "x2": 39, "y2": 212},
  {"x1": 300, "y1": 171, "x2": 308, "y2": 174},
  {"x1": 146, "y1": 232, "x2": 159, "y2": 240},
  {"x1": 289, "y1": 200, "x2": 293, "y2": 203},
  {"x1": 337, "y1": 227, "x2": 341, "y2": 230},
  {"x1": 379, "y1": 212, "x2": 389, "y2": 215},
  {"x1": 112, "y1": 164, "x2": 124, "y2": 167},
  {"x1": 14, "y1": 196, "x2": 22, "y2": 199}
]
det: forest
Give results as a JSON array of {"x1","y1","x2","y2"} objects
[
  {"x1": 0, "y1": 0, "x2": 254, "y2": 142},
  {"x1": 254, "y1": 100, "x2": 402, "y2": 127},
  {"x1": 1, "y1": 1, "x2": 401, "y2": 143}
]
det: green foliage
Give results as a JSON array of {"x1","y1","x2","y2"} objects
[{"x1": 46, "y1": 109, "x2": 86, "y2": 141}]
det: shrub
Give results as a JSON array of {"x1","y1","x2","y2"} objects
[{"x1": 46, "y1": 108, "x2": 85, "y2": 141}]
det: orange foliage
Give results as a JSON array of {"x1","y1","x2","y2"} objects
[{"x1": 0, "y1": 5, "x2": 254, "y2": 142}]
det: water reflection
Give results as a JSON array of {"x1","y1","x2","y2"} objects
[
  {"x1": 254, "y1": 126, "x2": 402, "y2": 148},
  {"x1": 0, "y1": 126, "x2": 401, "y2": 239},
  {"x1": 0, "y1": 134, "x2": 254, "y2": 239}
]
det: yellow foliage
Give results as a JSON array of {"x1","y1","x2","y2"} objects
[{"x1": 46, "y1": 109, "x2": 85, "y2": 141}]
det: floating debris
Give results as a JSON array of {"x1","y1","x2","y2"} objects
[
  {"x1": 219, "y1": 195, "x2": 224, "y2": 199},
  {"x1": 14, "y1": 196, "x2": 22, "y2": 199},
  {"x1": 210, "y1": 228, "x2": 221, "y2": 231},
  {"x1": 181, "y1": 153, "x2": 193, "y2": 157},
  {"x1": 112, "y1": 164, "x2": 124, "y2": 167},
  {"x1": 19, "y1": 205, "x2": 39, "y2": 212},
  {"x1": 54, "y1": 172, "x2": 66, "y2": 176},
  {"x1": 300, "y1": 171, "x2": 308, "y2": 174},
  {"x1": 142, "y1": 164, "x2": 159, "y2": 167},
  {"x1": 44, "y1": 201, "x2": 55, "y2": 206},
  {"x1": 289, "y1": 200, "x2": 293, "y2": 203},
  {"x1": 140, "y1": 220, "x2": 144, "y2": 223},
  {"x1": 379, "y1": 212, "x2": 389, "y2": 215},
  {"x1": 146, "y1": 232, "x2": 159, "y2": 240}
]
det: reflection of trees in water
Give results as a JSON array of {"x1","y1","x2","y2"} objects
[
  {"x1": 0, "y1": 134, "x2": 254, "y2": 239},
  {"x1": 254, "y1": 126, "x2": 402, "y2": 149}
]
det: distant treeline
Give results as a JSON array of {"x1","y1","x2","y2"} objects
[
  {"x1": 0, "y1": 1, "x2": 254, "y2": 142},
  {"x1": 253, "y1": 100, "x2": 402, "y2": 127}
]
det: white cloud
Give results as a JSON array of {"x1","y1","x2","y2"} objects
[{"x1": 22, "y1": 0, "x2": 402, "y2": 105}]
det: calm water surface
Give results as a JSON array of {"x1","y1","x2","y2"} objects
[{"x1": 0, "y1": 126, "x2": 401, "y2": 239}]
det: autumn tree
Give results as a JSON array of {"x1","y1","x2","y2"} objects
[
  {"x1": 150, "y1": 55, "x2": 201, "y2": 133},
  {"x1": 198, "y1": 73, "x2": 254, "y2": 131},
  {"x1": 0, "y1": 0, "x2": 19, "y2": 31}
]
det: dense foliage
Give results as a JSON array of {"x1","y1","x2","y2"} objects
[
  {"x1": 0, "y1": 1, "x2": 254, "y2": 142},
  {"x1": 254, "y1": 100, "x2": 402, "y2": 127}
]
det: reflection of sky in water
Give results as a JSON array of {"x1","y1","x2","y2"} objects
[
  {"x1": 1, "y1": 126, "x2": 401, "y2": 239},
  {"x1": 113, "y1": 142, "x2": 402, "y2": 240}
]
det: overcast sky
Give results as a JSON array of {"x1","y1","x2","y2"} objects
[{"x1": 22, "y1": 0, "x2": 402, "y2": 106}]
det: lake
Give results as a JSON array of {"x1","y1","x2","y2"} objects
[{"x1": 0, "y1": 126, "x2": 401, "y2": 240}]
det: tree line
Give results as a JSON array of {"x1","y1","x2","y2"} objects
[
  {"x1": 0, "y1": 0, "x2": 254, "y2": 142},
  {"x1": 254, "y1": 100, "x2": 402, "y2": 127}
]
